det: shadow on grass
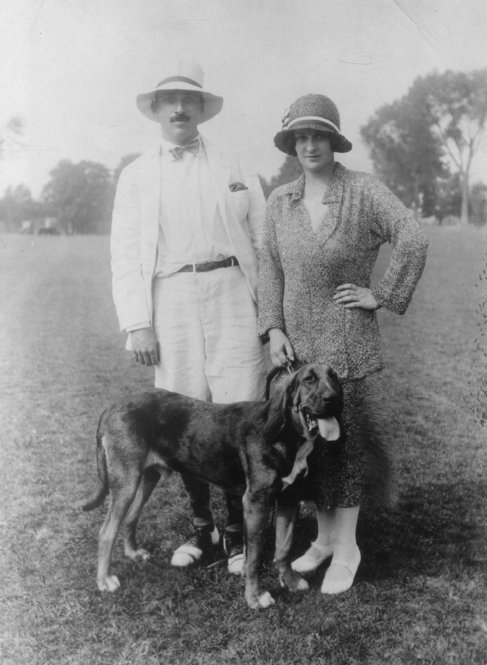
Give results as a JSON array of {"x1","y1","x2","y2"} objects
[
  {"x1": 361, "y1": 480, "x2": 486, "y2": 581},
  {"x1": 76, "y1": 478, "x2": 486, "y2": 598},
  {"x1": 289, "y1": 480, "x2": 486, "y2": 587}
]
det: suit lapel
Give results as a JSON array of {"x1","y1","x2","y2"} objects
[
  {"x1": 203, "y1": 138, "x2": 232, "y2": 222},
  {"x1": 138, "y1": 144, "x2": 161, "y2": 254}
]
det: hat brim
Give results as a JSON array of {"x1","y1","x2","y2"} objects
[
  {"x1": 136, "y1": 82, "x2": 223, "y2": 123},
  {"x1": 274, "y1": 122, "x2": 352, "y2": 155}
]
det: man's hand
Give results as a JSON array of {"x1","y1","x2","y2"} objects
[
  {"x1": 130, "y1": 327, "x2": 160, "y2": 366},
  {"x1": 269, "y1": 328, "x2": 295, "y2": 367},
  {"x1": 229, "y1": 181, "x2": 248, "y2": 192},
  {"x1": 333, "y1": 284, "x2": 380, "y2": 311}
]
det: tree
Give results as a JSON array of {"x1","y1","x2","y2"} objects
[
  {"x1": 415, "y1": 69, "x2": 487, "y2": 224},
  {"x1": 0, "y1": 116, "x2": 24, "y2": 158},
  {"x1": 42, "y1": 160, "x2": 114, "y2": 234},
  {"x1": 0, "y1": 184, "x2": 34, "y2": 228},
  {"x1": 360, "y1": 96, "x2": 446, "y2": 215},
  {"x1": 361, "y1": 69, "x2": 487, "y2": 223},
  {"x1": 435, "y1": 173, "x2": 462, "y2": 222},
  {"x1": 470, "y1": 182, "x2": 487, "y2": 226},
  {"x1": 261, "y1": 155, "x2": 303, "y2": 198}
]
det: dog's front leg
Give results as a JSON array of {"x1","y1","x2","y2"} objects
[
  {"x1": 274, "y1": 495, "x2": 309, "y2": 593},
  {"x1": 242, "y1": 487, "x2": 275, "y2": 610}
]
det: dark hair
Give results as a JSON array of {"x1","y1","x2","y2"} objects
[
  {"x1": 150, "y1": 90, "x2": 204, "y2": 114},
  {"x1": 282, "y1": 127, "x2": 338, "y2": 157}
]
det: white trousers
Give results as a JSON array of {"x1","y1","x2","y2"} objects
[{"x1": 153, "y1": 266, "x2": 266, "y2": 403}]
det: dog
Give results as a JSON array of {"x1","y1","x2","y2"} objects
[{"x1": 82, "y1": 362, "x2": 343, "y2": 609}]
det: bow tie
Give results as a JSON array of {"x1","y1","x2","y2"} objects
[{"x1": 169, "y1": 137, "x2": 200, "y2": 160}]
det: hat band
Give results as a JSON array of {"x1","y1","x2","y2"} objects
[
  {"x1": 285, "y1": 116, "x2": 340, "y2": 134},
  {"x1": 156, "y1": 75, "x2": 203, "y2": 89}
]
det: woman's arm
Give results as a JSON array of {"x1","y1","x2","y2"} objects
[
  {"x1": 268, "y1": 328, "x2": 295, "y2": 366},
  {"x1": 368, "y1": 179, "x2": 429, "y2": 314},
  {"x1": 245, "y1": 174, "x2": 266, "y2": 259},
  {"x1": 257, "y1": 192, "x2": 286, "y2": 337}
]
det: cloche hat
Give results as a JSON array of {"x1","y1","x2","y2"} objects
[
  {"x1": 274, "y1": 94, "x2": 352, "y2": 155},
  {"x1": 136, "y1": 59, "x2": 223, "y2": 123}
]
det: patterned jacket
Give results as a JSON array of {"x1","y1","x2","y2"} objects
[{"x1": 257, "y1": 163, "x2": 429, "y2": 379}]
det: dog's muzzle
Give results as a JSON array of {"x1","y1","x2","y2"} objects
[{"x1": 299, "y1": 404, "x2": 341, "y2": 441}]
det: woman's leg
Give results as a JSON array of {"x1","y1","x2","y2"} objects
[
  {"x1": 318, "y1": 378, "x2": 363, "y2": 592},
  {"x1": 321, "y1": 504, "x2": 361, "y2": 594},
  {"x1": 315, "y1": 507, "x2": 336, "y2": 546},
  {"x1": 291, "y1": 507, "x2": 335, "y2": 574}
]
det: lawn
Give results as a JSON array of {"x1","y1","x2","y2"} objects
[{"x1": 0, "y1": 228, "x2": 486, "y2": 665}]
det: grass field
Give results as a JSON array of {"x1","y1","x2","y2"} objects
[{"x1": 0, "y1": 228, "x2": 486, "y2": 665}]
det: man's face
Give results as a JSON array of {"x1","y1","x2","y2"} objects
[{"x1": 153, "y1": 91, "x2": 204, "y2": 145}]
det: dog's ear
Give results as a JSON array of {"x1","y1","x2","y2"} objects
[
  {"x1": 327, "y1": 365, "x2": 344, "y2": 414},
  {"x1": 263, "y1": 377, "x2": 294, "y2": 441}
]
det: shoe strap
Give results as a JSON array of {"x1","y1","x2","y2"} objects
[
  {"x1": 173, "y1": 544, "x2": 203, "y2": 559},
  {"x1": 310, "y1": 541, "x2": 334, "y2": 554},
  {"x1": 328, "y1": 551, "x2": 361, "y2": 575},
  {"x1": 227, "y1": 552, "x2": 244, "y2": 564}
]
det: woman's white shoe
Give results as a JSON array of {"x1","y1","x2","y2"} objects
[
  {"x1": 320, "y1": 546, "x2": 361, "y2": 594},
  {"x1": 291, "y1": 541, "x2": 334, "y2": 574}
]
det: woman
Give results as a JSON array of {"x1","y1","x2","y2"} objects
[{"x1": 257, "y1": 94, "x2": 428, "y2": 595}]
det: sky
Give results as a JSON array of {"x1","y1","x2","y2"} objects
[{"x1": 1, "y1": 0, "x2": 487, "y2": 197}]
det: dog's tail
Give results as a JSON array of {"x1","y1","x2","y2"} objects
[{"x1": 81, "y1": 410, "x2": 109, "y2": 511}]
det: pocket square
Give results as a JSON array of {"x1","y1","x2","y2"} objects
[{"x1": 229, "y1": 182, "x2": 248, "y2": 192}]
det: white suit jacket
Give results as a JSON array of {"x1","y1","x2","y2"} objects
[{"x1": 111, "y1": 137, "x2": 266, "y2": 333}]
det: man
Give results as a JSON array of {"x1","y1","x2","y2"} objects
[{"x1": 111, "y1": 60, "x2": 266, "y2": 575}]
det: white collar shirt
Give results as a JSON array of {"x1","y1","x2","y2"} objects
[{"x1": 155, "y1": 136, "x2": 233, "y2": 277}]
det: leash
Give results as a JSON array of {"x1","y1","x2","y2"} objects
[
  {"x1": 265, "y1": 356, "x2": 299, "y2": 399},
  {"x1": 285, "y1": 357, "x2": 297, "y2": 375}
]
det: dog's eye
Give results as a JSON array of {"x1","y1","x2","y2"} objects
[{"x1": 303, "y1": 373, "x2": 316, "y2": 383}]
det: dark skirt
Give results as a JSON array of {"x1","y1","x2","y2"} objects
[{"x1": 291, "y1": 371, "x2": 392, "y2": 508}]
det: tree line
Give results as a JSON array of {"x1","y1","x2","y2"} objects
[
  {"x1": 0, "y1": 154, "x2": 140, "y2": 235},
  {"x1": 265, "y1": 69, "x2": 487, "y2": 226},
  {"x1": 1, "y1": 68, "x2": 486, "y2": 233}
]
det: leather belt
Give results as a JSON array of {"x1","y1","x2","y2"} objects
[{"x1": 177, "y1": 256, "x2": 239, "y2": 273}]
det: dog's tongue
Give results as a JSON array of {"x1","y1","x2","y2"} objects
[{"x1": 318, "y1": 417, "x2": 340, "y2": 441}]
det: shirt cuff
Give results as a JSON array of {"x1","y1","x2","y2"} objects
[{"x1": 125, "y1": 322, "x2": 151, "y2": 333}]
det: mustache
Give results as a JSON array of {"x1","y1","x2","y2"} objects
[{"x1": 170, "y1": 113, "x2": 190, "y2": 122}]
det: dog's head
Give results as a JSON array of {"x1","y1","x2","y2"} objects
[{"x1": 264, "y1": 362, "x2": 343, "y2": 442}]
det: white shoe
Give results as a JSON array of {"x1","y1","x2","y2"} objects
[
  {"x1": 227, "y1": 552, "x2": 244, "y2": 576},
  {"x1": 321, "y1": 546, "x2": 361, "y2": 595},
  {"x1": 171, "y1": 526, "x2": 219, "y2": 567},
  {"x1": 291, "y1": 541, "x2": 334, "y2": 574},
  {"x1": 223, "y1": 529, "x2": 245, "y2": 576}
]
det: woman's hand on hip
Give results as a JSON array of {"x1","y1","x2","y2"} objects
[
  {"x1": 269, "y1": 328, "x2": 295, "y2": 367},
  {"x1": 333, "y1": 284, "x2": 381, "y2": 311},
  {"x1": 130, "y1": 327, "x2": 160, "y2": 366}
]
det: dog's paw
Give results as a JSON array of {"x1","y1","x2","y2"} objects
[
  {"x1": 257, "y1": 591, "x2": 276, "y2": 609},
  {"x1": 279, "y1": 570, "x2": 309, "y2": 593},
  {"x1": 245, "y1": 589, "x2": 276, "y2": 610},
  {"x1": 126, "y1": 547, "x2": 151, "y2": 562},
  {"x1": 97, "y1": 575, "x2": 121, "y2": 592}
]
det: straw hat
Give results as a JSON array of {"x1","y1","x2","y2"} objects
[
  {"x1": 136, "y1": 60, "x2": 223, "y2": 123},
  {"x1": 274, "y1": 94, "x2": 352, "y2": 155}
]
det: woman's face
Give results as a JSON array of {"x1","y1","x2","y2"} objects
[{"x1": 294, "y1": 130, "x2": 334, "y2": 174}]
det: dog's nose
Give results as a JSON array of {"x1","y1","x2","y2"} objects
[{"x1": 321, "y1": 392, "x2": 341, "y2": 410}]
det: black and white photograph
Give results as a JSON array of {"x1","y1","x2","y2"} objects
[{"x1": 1, "y1": 1, "x2": 486, "y2": 663}]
